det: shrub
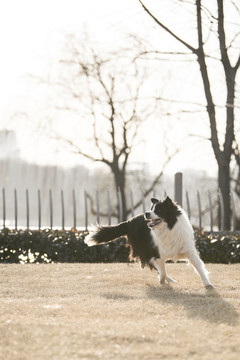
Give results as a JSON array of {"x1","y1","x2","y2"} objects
[
  {"x1": 0, "y1": 228, "x2": 129, "y2": 264},
  {"x1": 0, "y1": 228, "x2": 240, "y2": 264},
  {"x1": 195, "y1": 231, "x2": 240, "y2": 263}
]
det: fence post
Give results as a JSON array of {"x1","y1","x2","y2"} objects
[
  {"x1": 197, "y1": 190, "x2": 202, "y2": 230},
  {"x1": 174, "y1": 172, "x2": 182, "y2": 206},
  {"x1": 208, "y1": 191, "x2": 213, "y2": 232},
  {"x1": 185, "y1": 191, "x2": 191, "y2": 219},
  {"x1": 96, "y1": 190, "x2": 100, "y2": 224},
  {"x1": 2, "y1": 188, "x2": 6, "y2": 229},
  {"x1": 130, "y1": 189, "x2": 134, "y2": 217},
  {"x1": 61, "y1": 190, "x2": 65, "y2": 230},
  {"x1": 38, "y1": 189, "x2": 41, "y2": 230},
  {"x1": 141, "y1": 191, "x2": 146, "y2": 213},
  {"x1": 230, "y1": 190, "x2": 236, "y2": 232},
  {"x1": 118, "y1": 187, "x2": 123, "y2": 223},
  {"x1": 84, "y1": 190, "x2": 88, "y2": 231},
  {"x1": 14, "y1": 188, "x2": 18, "y2": 230},
  {"x1": 49, "y1": 190, "x2": 53, "y2": 230},
  {"x1": 26, "y1": 189, "x2": 29, "y2": 229},
  {"x1": 107, "y1": 190, "x2": 111, "y2": 226},
  {"x1": 73, "y1": 189, "x2": 76, "y2": 230}
]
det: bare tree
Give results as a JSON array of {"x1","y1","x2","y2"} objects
[
  {"x1": 46, "y1": 36, "x2": 176, "y2": 220},
  {"x1": 138, "y1": 0, "x2": 240, "y2": 229}
]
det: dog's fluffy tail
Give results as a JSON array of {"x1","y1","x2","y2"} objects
[{"x1": 85, "y1": 221, "x2": 128, "y2": 246}]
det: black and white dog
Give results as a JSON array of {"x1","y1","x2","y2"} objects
[{"x1": 85, "y1": 196, "x2": 213, "y2": 289}]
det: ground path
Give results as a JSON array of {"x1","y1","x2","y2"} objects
[{"x1": 0, "y1": 263, "x2": 240, "y2": 359}]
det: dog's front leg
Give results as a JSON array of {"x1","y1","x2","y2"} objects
[{"x1": 150, "y1": 258, "x2": 174, "y2": 284}]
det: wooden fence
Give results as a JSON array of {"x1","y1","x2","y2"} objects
[{"x1": 0, "y1": 173, "x2": 238, "y2": 232}]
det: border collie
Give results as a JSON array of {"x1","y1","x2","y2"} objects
[{"x1": 85, "y1": 196, "x2": 213, "y2": 289}]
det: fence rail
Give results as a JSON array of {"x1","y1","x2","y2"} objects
[{"x1": 0, "y1": 173, "x2": 239, "y2": 232}]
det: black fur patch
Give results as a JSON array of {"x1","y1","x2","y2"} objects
[
  {"x1": 126, "y1": 214, "x2": 160, "y2": 267},
  {"x1": 150, "y1": 196, "x2": 182, "y2": 229},
  {"x1": 86, "y1": 214, "x2": 160, "y2": 268}
]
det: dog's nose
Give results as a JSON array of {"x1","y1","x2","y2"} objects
[{"x1": 144, "y1": 212, "x2": 150, "y2": 220}]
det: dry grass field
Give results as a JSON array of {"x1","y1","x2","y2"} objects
[{"x1": 0, "y1": 262, "x2": 240, "y2": 360}]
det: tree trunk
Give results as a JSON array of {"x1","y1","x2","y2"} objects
[
  {"x1": 218, "y1": 161, "x2": 231, "y2": 230},
  {"x1": 112, "y1": 164, "x2": 127, "y2": 222}
]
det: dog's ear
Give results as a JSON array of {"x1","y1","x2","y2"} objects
[
  {"x1": 151, "y1": 198, "x2": 159, "y2": 205},
  {"x1": 165, "y1": 196, "x2": 173, "y2": 205}
]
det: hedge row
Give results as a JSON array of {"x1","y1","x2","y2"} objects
[
  {"x1": 0, "y1": 228, "x2": 240, "y2": 264},
  {"x1": 195, "y1": 231, "x2": 240, "y2": 263},
  {"x1": 0, "y1": 228, "x2": 129, "y2": 264}
]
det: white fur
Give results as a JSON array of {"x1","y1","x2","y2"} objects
[
  {"x1": 84, "y1": 234, "x2": 97, "y2": 247},
  {"x1": 149, "y1": 209, "x2": 213, "y2": 289},
  {"x1": 85, "y1": 225, "x2": 99, "y2": 246}
]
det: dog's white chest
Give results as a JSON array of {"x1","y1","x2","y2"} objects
[{"x1": 151, "y1": 213, "x2": 194, "y2": 260}]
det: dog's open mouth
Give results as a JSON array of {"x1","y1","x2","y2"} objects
[{"x1": 147, "y1": 218, "x2": 162, "y2": 229}]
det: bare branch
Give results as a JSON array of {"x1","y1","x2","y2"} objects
[
  {"x1": 234, "y1": 53, "x2": 240, "y2": 72},
  {"x1": 135, "y1": 49, "x2": 220, "y2": 62},
  {"x1": 138, "y1": 0, "x2": 197, "y2": 54},
  {"x1": 231, "y1": 0, "x2": 240, "y2": 16},
  {"x1": 127, "y1": 147, "x2": 180, "y2": 215}
]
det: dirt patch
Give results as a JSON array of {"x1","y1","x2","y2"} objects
[{"x1": 0, "y1": 263, "x2": 240, "y2": 359}]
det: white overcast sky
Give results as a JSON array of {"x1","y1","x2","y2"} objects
[{"x1": 0, "y1": 0, "x2": 224, "y2": 176}]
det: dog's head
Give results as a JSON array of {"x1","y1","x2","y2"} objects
[{"x1": 145, "y1": 196, "x2": 181, "y2": 230}]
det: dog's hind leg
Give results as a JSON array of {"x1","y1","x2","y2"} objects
[
  {"x1": 187, "y1": 251, "x2": 214, "y2": 289},
  {"x1": 150, "y1": 258, "x2": 176, "y2": 284}
]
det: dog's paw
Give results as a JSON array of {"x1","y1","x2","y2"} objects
[
  {"x1": 158, "y1": 275, "x2": 166, "y2": 285},
  {"x1": 205, "y1": 284, "x2": 214, "y2": 290},
  {"x1": 166, "y1": 276, "x2": 176, "y2": 283}
]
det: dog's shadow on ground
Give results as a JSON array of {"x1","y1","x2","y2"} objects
[
  {"x1": 102, "y1": 286, "x2": 238, "y2": 326},
  {"x1": 146, "y1": 285, "x2": 239, "y2": 326}
]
